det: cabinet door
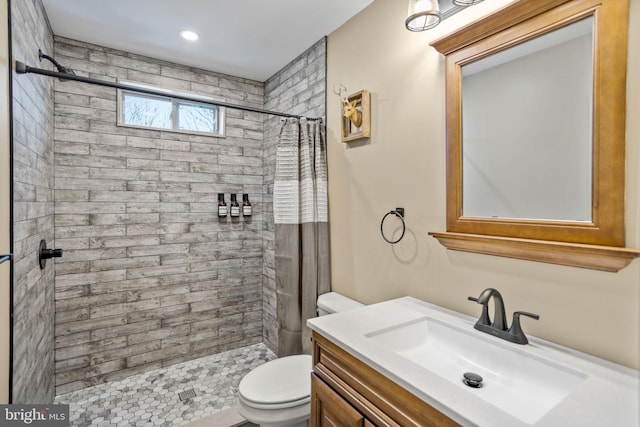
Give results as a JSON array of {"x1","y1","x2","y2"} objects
[{"x1": 311, "y1": 374, "x2": 364, "y2": 427}]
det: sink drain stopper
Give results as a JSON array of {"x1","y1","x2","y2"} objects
[{"x1": 462, "y1": 372, "x2": 483, "y2": 388}]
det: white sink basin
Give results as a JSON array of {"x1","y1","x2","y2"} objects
[{"x1": 366, "y1": 317, "x2": 587, "y2": 425}]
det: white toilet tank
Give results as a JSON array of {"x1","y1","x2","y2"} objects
[{"x1": 317, "y1": 292, "x2": 363, "y2": 316}]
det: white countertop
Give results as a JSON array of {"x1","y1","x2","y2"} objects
[{"x1": 307, "y1": 297, "x2": 640, "y2": 427}]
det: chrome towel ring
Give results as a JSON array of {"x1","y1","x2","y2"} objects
[{"x1": 380, "y1": 208, "x2": 406, "y2": 244}]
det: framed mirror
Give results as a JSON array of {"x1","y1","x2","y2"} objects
[
  {"x1": 429, "y1": 0, "x2": 639, "y2": 271},
  {"x1": 461, "y1": 17, "x2": 593, "y2": 223}
]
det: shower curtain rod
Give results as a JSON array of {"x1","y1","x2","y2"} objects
[{"x1": 14, "y1": 61, "x2": 322, "y2": 121}]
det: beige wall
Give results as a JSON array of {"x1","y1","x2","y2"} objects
[
  {"x1": 327, "y1": 0, "x2": 640, "y2": 369},
  {"x1": 1, "y1": 0, "x2": 11, "y2": 403}
]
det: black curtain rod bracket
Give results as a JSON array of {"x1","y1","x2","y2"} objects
[{"x1": 14, "y1": 60, "x2": 321, "y2": 121}]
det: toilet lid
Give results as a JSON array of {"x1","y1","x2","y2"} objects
[{"x1": 239, "y1": 355, "x2": 312, "y2": 405}]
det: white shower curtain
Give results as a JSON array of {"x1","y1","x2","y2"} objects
[{"x1": 273, "y1": 118, "x2": 330, "y2": 356}]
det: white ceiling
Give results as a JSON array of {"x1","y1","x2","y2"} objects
[{"x1": 41, "y1": 0, "x2": 374, "y2": 82}]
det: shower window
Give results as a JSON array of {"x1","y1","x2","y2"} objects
[
  {"x1": 121, "y1": 92, "x2": 172, "y2": 129},
  {"x1": 118, "y1": 83, "x2": 225, "y2": 137},
  {"x1": 177, "y1": 102, "x2": 218, "y2": 134}
]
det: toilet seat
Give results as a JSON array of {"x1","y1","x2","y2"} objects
[
  {"x1": 239, "y1": 393, "x2": 310, "y2": 411},
  {"x1": 238, "y1": 354, "x2": 312, "y2": 409}
]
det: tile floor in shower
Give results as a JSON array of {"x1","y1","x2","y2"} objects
[{"x1": 54, "y1": 343, "x2": 276, "y2": 426}]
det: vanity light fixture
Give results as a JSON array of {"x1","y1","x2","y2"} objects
[
  {"x1": 180, "y1": 30, "x2": 199, "y2": 41},
  {"x1": 452, "y1": 0, "x2": 484, "y2": 6},
  {"x1": 405, "y1": 0, "x2": 441, "y2": 32},
  {"x1": 406, "y1": 0, "x2": 485, "y2": 31}
]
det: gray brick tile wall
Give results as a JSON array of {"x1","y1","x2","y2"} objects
[
  {"x1": 11, "y1": 0, "x2": 56, "y2": 403},
  {"x1": 52, "y1": 37, "x2": 268, "y2": 394}
]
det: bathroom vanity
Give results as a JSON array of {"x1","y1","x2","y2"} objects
[
  {"x1": 311, "y1": 331, "x2": 457, "y2": 426},
  {"x1": 307, "y1": 298, "x2": 640, "y2": 427}
]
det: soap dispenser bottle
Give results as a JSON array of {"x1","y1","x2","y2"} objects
[
  {"x1": 242, "y1": 193, "x2": 252, "y2": 217},
  {"x1": 230, "y1": 193, "x2": 240, "y2": 217},
  {"x1": 217, "y1": 193, "x2": 228, "y2": 217}
]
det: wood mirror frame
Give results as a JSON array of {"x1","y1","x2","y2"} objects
[{"x1": 428, "y1": 0, "x2": 640, "y2": 271}]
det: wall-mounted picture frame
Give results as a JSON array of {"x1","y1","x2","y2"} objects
[{"x1": 341, "y1": 90, "x2": 370, "y2": 142}]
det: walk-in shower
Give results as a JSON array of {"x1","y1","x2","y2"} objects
[{"x1": 10, "y1": 3, "x2": 326, "y2": 415}]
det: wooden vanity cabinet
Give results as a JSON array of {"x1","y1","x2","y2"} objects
[
  {"x1": 311, "y1": 374, "x2": 365, "y2": 426},
  {"x1": 311, "y1": 332, "x2": 460, "y2": 427}
]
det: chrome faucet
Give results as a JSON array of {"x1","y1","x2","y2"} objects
[{"x1": 468, "y1": 288, "x2": 539, "y2": 345}]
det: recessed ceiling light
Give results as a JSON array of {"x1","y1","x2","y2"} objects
[{"x1": 180, "y1": 30, "x2": 199, "y2": 41}]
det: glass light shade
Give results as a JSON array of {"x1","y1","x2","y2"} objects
[
  {"x1": 406, "y1": 0, "x2": 441, "y2": 31},
  {"x1": 452, "y1": 0, "x2": 484, "y2": 6}
]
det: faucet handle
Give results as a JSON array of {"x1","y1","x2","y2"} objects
[
  {"x1": 468, "y1": 296, "x2": 491, "y2": 326},
  {"x1": 507, "y1": 311, "x2": 540, "y2": 344},
  {"x1": 514, "y1": 311, "x2": 539, "y2": 321}
]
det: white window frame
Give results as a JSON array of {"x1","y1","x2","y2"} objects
[{"x1": 117, "y1": 81, "x2": 226, "y2": 137}]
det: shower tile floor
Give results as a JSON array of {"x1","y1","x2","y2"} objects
[{"x1": 54, "y1": 343, "x2": 276, "y2": 426}]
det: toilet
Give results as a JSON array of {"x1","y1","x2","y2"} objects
[{"x1": 237, "y1": 292, "x2": 364, "y2": 427}]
